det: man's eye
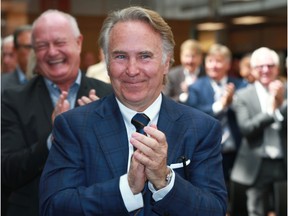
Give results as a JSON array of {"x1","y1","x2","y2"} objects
[
  {"x1": 141, "y1": 54, "x2": 151, "y2": 59},
  {"x1": 55, "y1": 41, "x2": 66, "y2": 47},
  {"x1": 115, "y1": 55, "x2": 126, "y2": 59}
]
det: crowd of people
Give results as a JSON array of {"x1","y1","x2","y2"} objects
[{"x1": 1, "y1": 6, "x2": 286, "y2": 216}]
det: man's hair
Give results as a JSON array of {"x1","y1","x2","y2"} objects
[
  {"x1": 13, "y1": 25, "x2": 32, "y2": 49},
  {"x1": 98, "y1": 6, "x2": 175, "y2": 67},
  {"x1": 31, "y1": 9, "x2": 81, "y2": 45},
  {"x1": 206, "y1": 43, "x2": 232, "y2": 63},
  {"x1": 1, "y1": 35, "x2": 14, "y2": 47},
  {"x1": 180, "y1": 39, "x2": 203, "y2": 55},
  {"x1": 250, "y1": 47, "x2": 279, "y2": 68}
]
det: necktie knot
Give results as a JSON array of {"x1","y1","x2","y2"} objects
[{"x1": 131, "y1": 113, "x2": 150, "y2": 136}]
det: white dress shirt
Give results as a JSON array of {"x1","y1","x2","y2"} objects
[{"x1": 116, "y1": 94, "x2": 175, "y2": 212}]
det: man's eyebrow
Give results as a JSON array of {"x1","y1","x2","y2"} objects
[{"x1": 111, "y1": 50, "x2": 126, "y2": 55}]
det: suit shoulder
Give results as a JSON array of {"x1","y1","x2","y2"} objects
[
  {"x1": 2, "y1": 76, "x2": 43, "y2": 103},
  {"x1": 168, "y1": 65, "x2": 183, "y2": 76},
  {"x1": 83, "y1": 76, "x2": 109, "y2": 87},
  {"x1": 164, "y1": 97, "x2": 218, "y2": 124},
  {"x1": 1, "y1": 72, "x2": 18, "y2": 89},
  {"x1": 189, "y1": 76, "x2": 209, "y2": 88},
  {"x1": 235, "y1": 84, "x2": 254, "y2": 97},
  {"x1": 228, "y1": 76, "x2": 248, "y2": 88},
  {"x1": 82, "y1": 76, "x2": 113, "y2": 95}
]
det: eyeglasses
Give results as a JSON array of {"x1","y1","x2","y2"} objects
[
  {"x1": 17, "y1": 44, "x2": 33, "y2": 49},
  {"x1": 254, "y1": 64, "x2": 275, "y2": 70}
]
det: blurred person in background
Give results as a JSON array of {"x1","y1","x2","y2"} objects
[
  {"x1": 86, "y1": 48, "x2": 110, "y2": 83},
  {"x1": 1, "y1": 35, "x2": 17, "y2": 74},
  {"x1": 25, "y1": 49, "x2": 38, "y2": 80},
  {"x1": 184, "y1": 43, "x2": 247, "y2": 215},
  {"x1": 163, "y1": 39, "x2": 205, "y2": 102},
  {"x1": 80, "y1": 51, "x2": 97, "y2": 73},
  {"x1": 1, "y1": 25, "x2": 32, "y2": 92},
  {"x1": 185, "y1": 43, "x2": 247, "y2": 183},
  {"x1": 239, "y1": 52, "x2": 256, "y2": 83},
  {"x1": 231, "y1": 47, "x2": 287, "y2": 216}
]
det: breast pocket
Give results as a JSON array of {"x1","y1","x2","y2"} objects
[{"x1": 170, "y1": 157, "x2": 191, "y2": 180}]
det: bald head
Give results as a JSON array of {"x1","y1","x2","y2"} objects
[{"x1": 32, "y1": 10, "x2": 80, "y2": 45}]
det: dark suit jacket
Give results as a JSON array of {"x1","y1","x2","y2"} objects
[
  {"x1": 163, "y1": 65, "x2": 205, "y2": 101},
  {"x1": 230, "y1": 84, "x2": 287, "y2": 185},
  {"x1": 1, "y1": 74, "x2": 113, "y2": 216},
  {"x1": 40, "y1": 94, "x2": 227, "y2": 216},
  {"x1": 1, "y1": 69, "x2": 23, "y2": 93}
]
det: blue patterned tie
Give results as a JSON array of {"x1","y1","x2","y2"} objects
[
  {"x1": 131, "y1": 113, "x2": 150, "y2": 136},
  {"x1": 131, "y1": 113, "x2": 150, "y2": 152}
]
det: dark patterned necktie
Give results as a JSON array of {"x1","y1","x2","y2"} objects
[
  {"x1": 131, "y1": 113, "x2": 150, "y2": 151},
  {"x1": 130, "y1": 113, "x2": 150, "y2": 215},
  {"x1": 131, "y1": 113, "x2": 150, "y2": 136}
]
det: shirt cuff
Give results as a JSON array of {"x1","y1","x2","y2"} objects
[
  {"x1": 148, "y1": 167, "x2": 175, "y2": 202},
  {"x1": 212, "y1": 101, "x2": 224, "y2": 114},
  {"x1": 274, "y1": 109, "x2": 284, "y2": 122},
  {"x1": 47, "y1": 133, "x2": 53, "y2": 150},
  {"x1": 119, "y1": 174, "x2": 143, "y2": 212},
  {"x1": 179, "y1": 92, "x2": 188, "y2": 103}
]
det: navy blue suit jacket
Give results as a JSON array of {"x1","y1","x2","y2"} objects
[
  {"x1": 185, "y1": 76, "x2": 247, "y2": 149},
  {"x1": 40, "y1": 94, "x2": 227, "y2": 216}
]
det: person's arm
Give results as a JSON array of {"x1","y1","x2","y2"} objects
[
  {"x1": 1, "y1": 92, "x2": 49, "y2": 189},
  {"x1": 39, "y1": 114, "x2": 128, "y2": 216},
  {"x1": 233, "y1": 92, "x2": 275, "y2": 137},
  {"x1": 147, "y1": 116, "x2": 227, "y2": 215},
  {"x1": 186, "y1": 86, "x2": 214, "y2": 116}
]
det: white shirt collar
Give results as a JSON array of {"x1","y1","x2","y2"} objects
[{"x1": 116, "y1": 94, "x2": 162, "y2": 127}]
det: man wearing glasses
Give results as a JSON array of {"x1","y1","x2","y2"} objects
[
  {"x1": 231, "y1": 47, "x2": 287, "y2": 216},
  {"x1": 1, "y1": 25, "x2": 33, "y2": 92}
]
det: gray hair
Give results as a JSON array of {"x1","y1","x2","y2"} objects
[
  {"x1": 1, "y1": 35, "x2": 14, "y2": 47},
  {"x1": 98, "y1": 6, "x2": 175, "y2": 66},
  {"x1": 250, "y1": 47, "x2": 279, "y2": 68}
]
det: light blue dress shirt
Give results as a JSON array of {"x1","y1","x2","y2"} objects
[{"x1": 46, "y1": 71, "x2": 82, "y2": 149}]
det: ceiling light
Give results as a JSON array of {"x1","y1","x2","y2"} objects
[
  {"x1": 196, "y1": 22, "x2": 226, "y2": 31},
  {"x1": 232, "y1": 16, "x2": 267, "y2": 25}
]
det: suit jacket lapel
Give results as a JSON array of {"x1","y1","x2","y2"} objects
[
  {"x1": 157, "y1": 96, "x2": 184, "y2": 165},
  {"x1": 249, "y1": 85, "x2": 262, "y2": 114},
  {"x1": 206, "y1": 77, "x2": 216, "y2": 104},
  {"x1": 75, "y1": 73, "x2": 90, "y2": 108},
  {"x1": 92, "y1": 94, "x2": 129, "y2": 177},
  {"x1": 36, "y1": 76, "x2": 54, "y2": 125}
]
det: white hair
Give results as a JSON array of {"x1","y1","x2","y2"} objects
[
  {"x1": 1, "y1": 35, "x2": 14, "y2": 46},
  {"x1": 250, "y1": 47, "x2": 279, "y2": 67}
]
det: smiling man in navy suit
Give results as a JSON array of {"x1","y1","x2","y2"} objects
[{"x1": 40, "y1": 6, "x2": 227, "y2": 216}]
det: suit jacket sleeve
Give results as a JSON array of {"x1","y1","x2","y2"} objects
[
  {"x1": 40, "y1": 113, "x2": 128, "y2": 216},
  {"x1": 233, "y1": 88, "x2": 276, "y2": 138},
  {"x1": 152, "y1": 113, "x2": 227, "y2": 216},
  {"x1": 186, "y1": 80, "x2": 215, "y2": 116},
  {"x1": 1, "y1": 87, "x2": 50, "y2": 189}
]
